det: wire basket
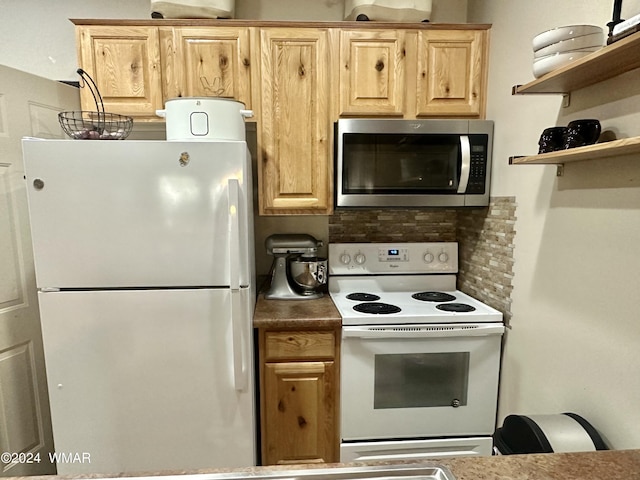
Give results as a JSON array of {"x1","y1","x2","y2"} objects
[
  {"x1": 58, "y1": 111, "x2": 133, "y2": 140},
  {"x1": 59, "y1": 69, "x2": 133, "y2": 140}
]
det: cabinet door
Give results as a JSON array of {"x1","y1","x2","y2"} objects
[
  {"x1": 160, "y1": 27, "x2": 252, "y2": 110},
  {"x1": 258, "y1": 28, "x2": 332, "y2": 215},
  {"x1": 416, "y1": 30, "x2": 488, "y2": 117},
  {"x1": 263, "y1": 361, "x2": 336, "y2": 465},
  {"x1": 339, "y1": 30, "x2": 406, "y2": 116},
  {"x1": 76, "y1": 26, "x2": 163, "y2": 122}
]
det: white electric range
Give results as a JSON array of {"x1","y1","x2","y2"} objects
[{"x1": 328, "y1": 242, "x2": 504, "y2": 462}]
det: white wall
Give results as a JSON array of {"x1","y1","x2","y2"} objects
[
  {"x1": 468, "y1": 1, "x2": 640, "y2": 449},
  {"x1": 0, "y1": 0, "x2": 151, "y2": 81},
  {"x1": 0, "y1": 0, "x2": 466, "y2": 81}
]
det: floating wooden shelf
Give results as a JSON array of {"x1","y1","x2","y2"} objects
[
  {"x1": 512, "y1": 31, "x2": 640, "y2": 94},
  {"x1": 509, "y1": 136, "x2": 640, "y2": 167}
]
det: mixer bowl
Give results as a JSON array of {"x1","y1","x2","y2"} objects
[{"x1": 290, "y1": 257, "x2": 327, "y2": 294}]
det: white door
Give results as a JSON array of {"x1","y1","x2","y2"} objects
[
  {"x1": 341, "y1": 324, "x2": 504, "y2": 441},
  {"x1": 0, "y1": 65, "x2": 80, "y2": 475},
  {"x1": 23, "y1": 139, "x2": 252, "y2": 289},
  {"x1": 39, "y1": 287, "x2": 255, "y2": 475}
]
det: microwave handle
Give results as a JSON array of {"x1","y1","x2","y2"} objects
[{"x1": 457, "y1": 135, "x2": 471, "y2": 194}]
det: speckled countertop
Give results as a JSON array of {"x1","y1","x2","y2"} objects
[
  {"x1": 8, "y1": 450, "x2": 640, "y2": 480},
  {"x1": 253, "y1": 293, "x2": 341, "y2": 329},
  {"x1": 438, "y1": 449, "x2": 640, "y2": 479}
]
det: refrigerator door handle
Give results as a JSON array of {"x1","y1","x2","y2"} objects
[
  {"x1": 228, "y1": 179, "x2": 241, "y2": 291},
  {"x1": 228, "y1": 178, "x2": 247, "y2": 391}
]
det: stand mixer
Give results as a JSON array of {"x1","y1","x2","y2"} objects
[{"x1": 264, "y1": 234, "x2": 327, "y2": 300}]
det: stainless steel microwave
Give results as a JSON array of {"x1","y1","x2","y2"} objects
[{"x1": 335, "y1": 119, "x2": 494, "y2": 208}]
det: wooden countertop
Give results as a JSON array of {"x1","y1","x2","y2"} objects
[
  {"x1": 253, "y1": 293, "x2": 341, "y2": 329},
  {"x1": 8, "y1": 450, "x2": 640, "y2": 480}
]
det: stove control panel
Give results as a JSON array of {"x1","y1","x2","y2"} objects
[{"x1": 329, "y1": 242, "x2": 458, "y2": 275}]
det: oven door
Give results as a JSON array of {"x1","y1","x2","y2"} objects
[{"x1": 341, "y1": 323, "x2": 504, "y2": 441}]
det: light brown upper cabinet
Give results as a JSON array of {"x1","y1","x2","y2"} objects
[
  {"x1": 257, "y1": 28, "x2": 334, "y2": 215},
  {"x1": 159, "y1": 27, "x2": 252, "y2": 111},
  {"x1": 339, "y1": 28, "x2": 488, "y2": 118},
  {"x1": 75, "y1": 26, "x2": 163, "y2": 122},
  {"x1": 339, "y1": 29, "x2": 407, "y2": 116},
  {"x1": 416, "y1": 29, "x2": 488, "y2": 117}
]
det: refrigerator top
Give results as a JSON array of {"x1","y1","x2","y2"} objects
[{"x1": 23, "y1": 139, "x2": 254, "y2": 289}]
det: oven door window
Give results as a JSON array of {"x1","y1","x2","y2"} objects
[
  {"x1": 342, "y1": 133, "x2": 460, "y2": 194},
  {"x1": 374, "y1": 352, "x2": 469, "y2": 409}
]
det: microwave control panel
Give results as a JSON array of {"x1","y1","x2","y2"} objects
[{"x1": 467, "y1": 139, "x2": 487, "y2": 194}]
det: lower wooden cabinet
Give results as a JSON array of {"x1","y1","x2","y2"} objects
[{"x1": 259, "y1": 328, "x2": 339, "y2": 465}]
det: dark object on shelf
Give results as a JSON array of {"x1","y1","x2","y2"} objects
[
  {"x1": 58, "y1": 69, "x2": 133, "y2": 140},
  {"x1": 538, "y1": 126, "x2": 566, "y2": 153},
  {"x1": 563, "y1": 119, "x2": 601, "y2": 149},
  {"x1": 494, "y1": 413, "x2": 608, "y2": 455},
  {"x1": 151, "y1": 11, "x2": 164, "y2": 18},
  {"x1": 607, "y1": 0, "x2": 625, "y2": 41},
  {"x1": 356, "y1": 14, "x2": 370, "y2": 21},
  {"x1": 607, "y1": 23, "x2": 640, "y2": 44}
]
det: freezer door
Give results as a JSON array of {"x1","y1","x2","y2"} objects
[
  {"x1": 23, "y1": 139, "x2": 253, "y2": 288},
  {"x1": 38, "y1": 288, "x2": 255, "y2": 474}
]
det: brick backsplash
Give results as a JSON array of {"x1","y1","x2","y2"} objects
[
  {"x1": 328, "y1": 197, "x2": 517, "y2": 323},
  {"x1": 457, "y1": 197, "x2": 516, "y2": 324},
  {"x1": 328, "y1": 208, "x2": 458, "y2": 242}
]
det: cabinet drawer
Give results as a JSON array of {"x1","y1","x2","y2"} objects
[{"x1": 264, "y1": 331, "x2": 335, "y2": 361}]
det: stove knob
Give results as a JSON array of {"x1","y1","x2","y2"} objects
[
  {"x1": 339, "y1": 253, "x2": 351, "y2": 265},
  {"x1": 354, "y1": 253, "x2": 366, "y2": 265},
  {"x1": 438, "y1": 252, "x2": 449, "y2": 263},
  {"x1": 423, "y1": 252, "x2": 434, "y2": 263}
]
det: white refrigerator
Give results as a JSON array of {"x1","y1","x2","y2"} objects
[{"x1": 22, "y1": 138, "x2": 256, "y2": 475}]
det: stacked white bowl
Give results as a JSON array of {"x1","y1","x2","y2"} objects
[{"x1": 532, "y1": 25, "x2": 604, "y2": 78}]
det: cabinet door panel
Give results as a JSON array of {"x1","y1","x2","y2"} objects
[
  {"x1": 263, "y1": 361, "x2": 336, "y2": 464},
  {"x1": 76, "y1": 26, "x2": 163, "y2": 121},
  {"x1": 259, "y1": 29, "x2": 331, "y2": 214},
  {"x1": 416, "y1": 30, "x2": 487, "y2": 117},
  {"x1": 340, "y1": 30, "x2": 406, "y2": 116},
  {"x1": 161, "y1": 27, "x2": 252, "y2": 109}
]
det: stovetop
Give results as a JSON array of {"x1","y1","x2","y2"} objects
[
  {"x1": 328, "y1": 242, "x2": 503, "y2": 326},
  {"x1": 329, "y1": 275, "x2": 502, "y2": 325}
]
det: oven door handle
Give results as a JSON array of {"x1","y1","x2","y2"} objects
[
  {"x1": 457, "y1": 135, "x2": 471, "y2": 194},
  {"x1": 342, "y1": 324, "x2": 505, "y2": 339}
]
